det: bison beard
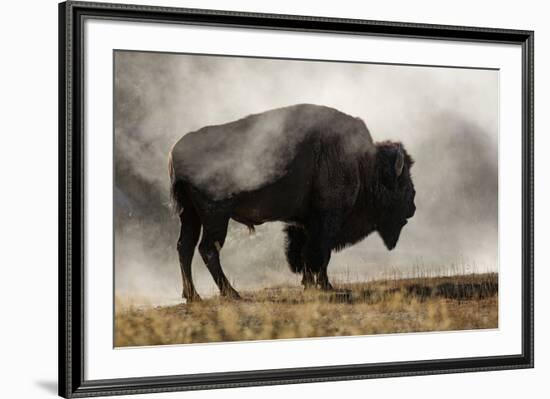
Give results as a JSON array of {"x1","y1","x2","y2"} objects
[{"x1": 169, "y1": 104, "x2": 416, "y2": 302}]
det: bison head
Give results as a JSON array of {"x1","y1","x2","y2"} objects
[{"x1": 374, "y1": 141, "x2": 416, "y2": 250}]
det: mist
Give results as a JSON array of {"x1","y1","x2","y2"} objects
[{"x1": 114, "y1": 50, "x2": 498, "y2": 303}]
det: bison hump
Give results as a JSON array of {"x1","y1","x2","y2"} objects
[{"x1": 170, "y1": 104, "x2": 374, "y2": 200}]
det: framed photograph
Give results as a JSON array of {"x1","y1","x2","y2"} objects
[{"x1": 59, "y1": 1, "x2": 534, "y2": 397}]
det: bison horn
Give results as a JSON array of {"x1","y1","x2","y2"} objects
[{"x1": 395, "y1": 147, "x2": 404, "y2": 177}]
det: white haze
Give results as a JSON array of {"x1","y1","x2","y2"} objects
[{"x1": 114, "y1": 51, "x2": 498, "y2": 304}]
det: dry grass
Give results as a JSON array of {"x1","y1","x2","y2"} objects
[{"x1": 115, "y1": 273, "x2": 498, "y2": 347}]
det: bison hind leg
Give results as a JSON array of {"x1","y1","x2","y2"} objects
[
  {"x1": 178, "y1": 205, "x2": 202, "y2": 302},
  {"x1": 284, "y1": 225, "x2": 307, "y2": 274},
  {"x1": 198, "y1": 214, "x2": 241, "y2": 299}
]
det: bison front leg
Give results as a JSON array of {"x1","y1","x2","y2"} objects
[
  {"x1": 302, "y1": 269, "x2": 316, "y2": 289},
  {"x1": 313, "y1": 247, "x2": 333, "y2": 290},
  {"x1": 304, "y1": 216, "x2": 339, "y2": 291},
  {"x1": 317, "y1": 263, "x2": 333, "y2": 291},
  {"x1": 283, "y1": 225, "x2": 316, "y2": 289},
  {"x1": 198, "y1": 217, "x2": 241, "y2": 299},
  {"x1": 304, "y1": 236, "x2": 333, "y2": 291}
]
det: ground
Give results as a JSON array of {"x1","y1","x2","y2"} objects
[{"x1": 115, "y1": 273, "x2": 498, "y2": 347}]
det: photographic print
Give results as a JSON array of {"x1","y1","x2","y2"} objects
[
  {"x1": 113, "y1": 50, "x2": 498, "y2": 347},
  {"x1": 59, "y1": 4, "x2": 534, "y2": 395}
]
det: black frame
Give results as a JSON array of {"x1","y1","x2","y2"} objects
[{"x1": 59, "y1": 1, "x2": 534, "y2": 397}]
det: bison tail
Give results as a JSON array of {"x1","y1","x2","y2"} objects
[
  {"x1": 168, "y1": 150, "x2": 184, "y2": 215},
  {"x1": 284, "y1": 225, "x2": 307, "y2": 274}
]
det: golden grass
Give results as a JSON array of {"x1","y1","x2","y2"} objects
[{"x1": 115, "y1": 273, "x2": 498, "y2": 347}]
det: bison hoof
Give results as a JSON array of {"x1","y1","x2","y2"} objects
[
  {"x1": 319, "y1": 282, "x2": 334, "y2": 291},
  {"x1": 222, "y1": 289, "x2": 241, "y2": 300},
  {"x1": 183, "y1": 294, "x2": 202, "y2": 303}
]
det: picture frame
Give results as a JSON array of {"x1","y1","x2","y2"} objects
[{"x1": 59, "y1": 1, "x2": 534, "y2": 397}]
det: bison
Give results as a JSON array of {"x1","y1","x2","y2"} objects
[{"x1": 168, "y1": 104, "x2": 415, "y2": 302}]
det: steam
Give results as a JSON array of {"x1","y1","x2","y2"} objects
[
  {"x1": 171, "y1": 108, "x2": 295, "y2": 199},
  {"x1": 114, "y1": 51, "x2": 498, "y2": 303}
]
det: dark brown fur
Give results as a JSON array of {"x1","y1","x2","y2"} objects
[{"x1": 169, "y1": 104, "x2": 416, "y2": 301}]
